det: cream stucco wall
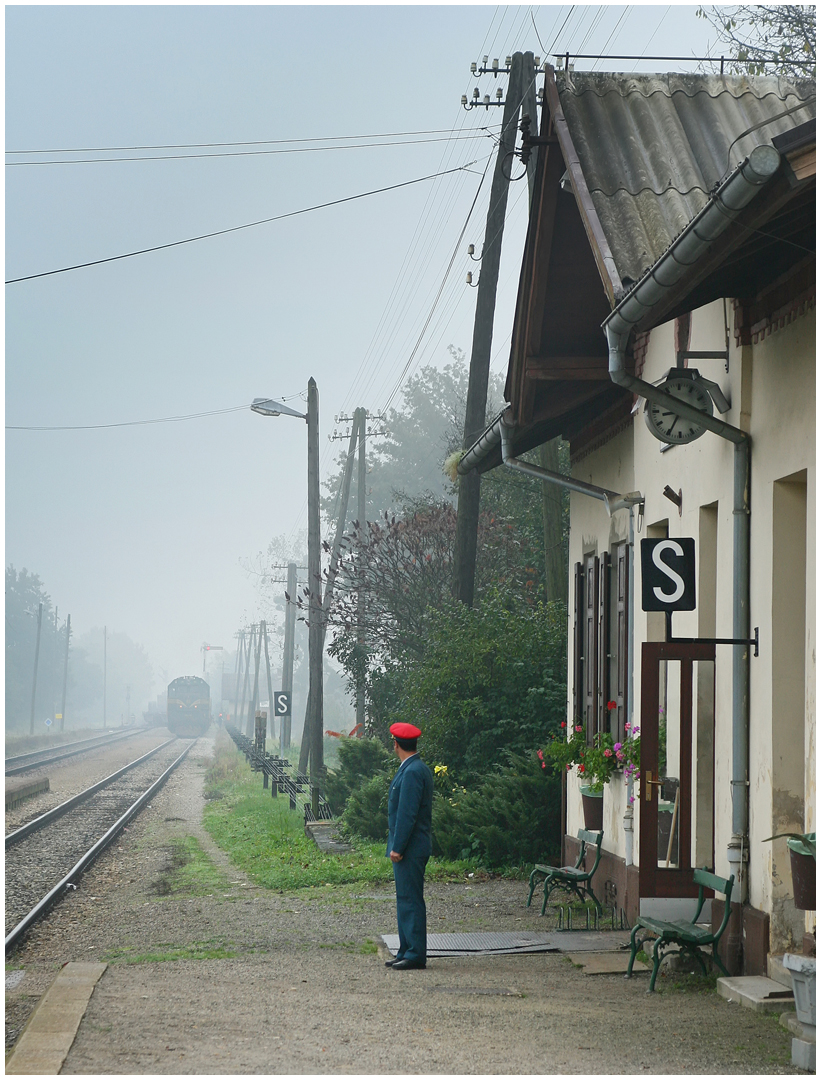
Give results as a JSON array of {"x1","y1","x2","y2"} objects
[{"x1": 564, "y1": 299, "x2": 815, "y2": 947}]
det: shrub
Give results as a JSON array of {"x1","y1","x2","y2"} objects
[
  {"x1": 323, "y1": 735, "x2": 395, "y2": 816},
  {"x1": 341, "y1": 774, "x2": 392, "y2": 841},
  {"x1": 432, "y1": 751, "x2": 561, "y2": 870}
]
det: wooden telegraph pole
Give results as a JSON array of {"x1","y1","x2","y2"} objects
[
  {"x1": 282, "y1": 563, "x2": 297, "y2": 751},
  {"x1": 454, "y1": 51, "x2": 525, "y2": 607},
  {"x1": 59, "y1": 614, "x2": 71, "y2": 732},
  {"x1": 356, "y1": 406, "x2": 367, "y2": 732},
  {"x1": 306, "y1": 378, "x2": 324, "y2": 818},
  {"x1": 28, "y1": 602, "x2": 43, "y2": 736}
]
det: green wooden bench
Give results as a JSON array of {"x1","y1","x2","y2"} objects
[
  {"x1": 527, "y1": 829, "x2": 604, "y2": 916},
  {"x1": 625, "y1": 867, "x2": 735, "y2": 992}
]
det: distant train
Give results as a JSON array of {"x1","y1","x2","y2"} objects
[{"x1": 167, "y1": 676, "x2": 211, "y2": 737}]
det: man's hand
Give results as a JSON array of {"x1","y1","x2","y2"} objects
[{"x1": 389, "y1": 850, "x2": 403, "y2": 862}]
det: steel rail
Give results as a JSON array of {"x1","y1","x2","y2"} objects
[
  {"x1": 5, "y1": 728, "x2": 154, "y2": 775},
  {"x1": 5, "y1": 741, "x2": 194, "y2": 954},
  {"x1": 5, "y1": 738, "x2": 178, "y2": 849}
]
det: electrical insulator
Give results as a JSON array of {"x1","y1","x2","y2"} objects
[
  {"x1": 461, "y1": 94, "x2": 467, "y2": 105},
  {"x1": 470, "y1": 61, "x2": 477, "y2": 73},
  {"x1": 483, "y1": 94, "x2": 490, "y2": 105},
  {"x1": 534, "y1": 55, "x2": 541, "y2": 67},
  {"x1": 466, "y1": 271, "x2": 473, "y2": 285},
  {"x1": 473, "y1": 88, "x2": 480, "y2": 99},
  {"x1": 505, "y1": 55, "x2": 512, "y2": 66},
  {"x1": 492, "y1": 58, "x2": 499, "y2": 71},
  {"x1": 467, "y1": 243, "x2": 474, "y2": 255},
  {"x1": 496, "y1": 88, "x2": 503, "y2": 100}
]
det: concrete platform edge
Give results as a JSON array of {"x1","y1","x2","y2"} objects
[{"x1": 6, "y1": 961, "x2": 107, "y2": 1075}]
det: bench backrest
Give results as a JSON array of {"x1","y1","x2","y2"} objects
[
  {"x1": 575, "y1": 829, "x2": 604, "y2": 878},
  {"x1": 692, "y1": 867, "x2": 735, "y2": 933}
]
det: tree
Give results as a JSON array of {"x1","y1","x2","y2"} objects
[
  {"x1": 321, "y1": 350, "x2": 507, "y2": 527},
  {"x1": 5, "y1": 566, "x2": 59, "y2": 730},
  {"x1": 698, "y1": 5, "x2": 816, "y2": 77}
]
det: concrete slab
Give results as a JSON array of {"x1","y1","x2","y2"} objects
[
  {"x1": 717, "y1": 975, "x2": 795, "y2": 1013},
  {"x1": 304, "y1": 821, "x2": 352, "y2": 853},
  {"x1": 5, "y1": 776, "x2": 49, "y2": 810},
  {"x1": 768, "y1": 952, "x2": 793, "y2": 989},
  {"x1": 566, "y1": 951, "x2": 646, "y2": 975},
  {"x1": 6, "y1": 962, "x2": 106, "y2": 1075},
  {"x1": 780, "y1": 1010, "x2": 816, "y2": 1043}
]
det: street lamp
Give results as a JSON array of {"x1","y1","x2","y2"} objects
[{"x1": 251, "y1": 379, "x2": 323, "y2": 818}]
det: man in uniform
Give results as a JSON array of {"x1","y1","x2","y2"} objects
[{"x1": 385, "y1": 722, "x2": 433, "y2": 970}]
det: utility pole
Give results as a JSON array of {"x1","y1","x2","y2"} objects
[
  {"x1": 28, "y1": 602, "x2": 43, "y2": 736},
  {"x1": 454, "y1": 51, "x2": 525, "y2": 607},
  {"x1": 356, "y1": 406, "x2": 367, "y2": 732},
  {"x1": 329, "y1": 408, "x2": 385, "y2": 735},
  {"x1": 238, "y1": 624, "x2": 255, "y2": 732},
  {"x1": 262, "y1": 621, "x2": 276, "y2": 762},
  {"x1": 103, "y1": 625, "x2": 107, "y2": 729},
  {"x1": 59, "y1": 614, "x2": 71, "y2": 732},
  {"x1": 306, "y1": 377, "x2": 323, "y2": 818},
  {"x1": 518, "y1": 50, "x2": 569, "y2": 603},
  {"x1": 232, "y1": 630, "x2": 246, "y2": 727},
  {"x1": 246, "y1": 625, "x2": 263, "y2": 738},
  {"x1": 282, "y1": 563, "x2": 297, "y2": 752}
]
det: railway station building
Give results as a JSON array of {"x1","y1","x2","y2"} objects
[{"x1": 460, "y1": 67, "x2": 815, "y2": 973}]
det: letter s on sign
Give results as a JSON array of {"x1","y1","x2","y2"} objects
[{"x1": 651, "y1": 540, "x2": 685, "y2": 604}]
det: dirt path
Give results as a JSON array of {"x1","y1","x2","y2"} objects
[{"x1": 6, "y1": 737, "x2": 801, "y2": 1074}]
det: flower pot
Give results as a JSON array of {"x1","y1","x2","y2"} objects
[
  {"x1": 788, "y1": 835, "x2": 816, "y2": 910},
  {"x1": 580, "y1": 786, "x2": 603, "y2": 832}
]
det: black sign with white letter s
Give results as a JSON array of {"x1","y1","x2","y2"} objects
[
  {"x1": 273, "y1": 692, "x2": 292, "y2": 716},
  {"x1": 640, "y1": 538, "x2": 696, "y2": 612}
]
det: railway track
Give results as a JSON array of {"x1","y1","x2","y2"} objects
[
  {"x1": 5, "y1": 740, "x2": 194, "y2": 953},
  {"x1": 5, "y1": 728, "x2": 159, "y2": 776}
]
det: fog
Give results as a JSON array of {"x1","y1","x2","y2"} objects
[{"x1": 6, "y1": 6, "x2": 715, "y2": 729}]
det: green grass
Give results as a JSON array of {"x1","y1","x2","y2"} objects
[
  {"x1": 153, "y1": 835, "x2": 233, "y2": 897},
  {"x1": 103, "y1": 941, "x2": 238, "y2": 964},
  {"x1": 203, "y1": 747, "x2": 474, "y2": 891}
]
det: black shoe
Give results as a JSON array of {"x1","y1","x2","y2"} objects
[
  {"x1": 385, "y1": 958, "x2": 401, "y2": 967},
  {"x1": 390, "y1": 958, "x2": 426, "y2": 970}
]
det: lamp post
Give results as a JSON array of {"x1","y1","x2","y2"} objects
[{"x1": 251, "y1": 379, "x2": 323, "y2": 817}]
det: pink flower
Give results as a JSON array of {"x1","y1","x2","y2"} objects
[
  {"x1": 574, "y1": 725, "x2": 583, "y2": 733},
  {"x1": 565, "y1": 764, "x2": 571, "y2": 771},
  {"x1": 603, "y1": 749, "x2": 612, "y2": 757},
  {"x1": 537, "y1": 749, "x2": 544, "y2": 761},
  {"x1": 625, "y1": 723, "x2": 631, "y2": 731},
  {"x1": 614, "y1": 742, "x2": 622, "y2": 752},
  {"x1": 616, "y1": 750, "x2": 625, "y2": 761},
  {"x1": 541, "y1": 762, "x2": 546, "y2": 769}
]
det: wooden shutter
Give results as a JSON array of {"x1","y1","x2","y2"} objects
[
  {"x1": 598, "y1": 552, "x2": 611, "y2": 737},
  {"x1": 584, "y1": 554, "x2": 599, "y2": 745},
  {"x1": 614, "y1": 542, "x2": 629, "y2": 739},
  {"x1": 573, "y1": 562, "x2": 584, "y2": 725}
]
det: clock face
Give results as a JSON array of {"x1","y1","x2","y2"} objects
[{"x1": 644, "y1": 376, "x2": 714, "y2": 444}]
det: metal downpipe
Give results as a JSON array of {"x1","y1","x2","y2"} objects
[{"x1": 600, "y1": 148, "x2": 778, "y2": 901}]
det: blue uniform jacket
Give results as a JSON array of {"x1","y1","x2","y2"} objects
[{"x1": 386, "y1": 754, "x2": 433, "y2": 859}]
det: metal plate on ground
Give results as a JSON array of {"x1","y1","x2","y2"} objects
[
  {"x1": 381, "y1": 932, "x2": 560, "y2": 956},
  {"x1": 381, "y1": 930, "x2": 632, "y2": 956}
]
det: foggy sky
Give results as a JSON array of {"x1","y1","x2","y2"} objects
[{"x1": 6, "y1": 6, "x2": 716, "y2": 702}]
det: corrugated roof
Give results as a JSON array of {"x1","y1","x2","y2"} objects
[{"x1": 556, "y1": 71, "x2": 815, "y2": 288}]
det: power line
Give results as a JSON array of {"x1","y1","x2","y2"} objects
[
  {"x1": 5, "y1": 126, "x2": 499, "y2": 155},
  {"x1": 6, "y1": 404, "x2": 250, "y2": 431},
  {"x1": 5, "y1": 160, "x2": 479, "y2": 285},
  {"x1": 7, "y1": 132, "x2": 496, "y2": 167}
]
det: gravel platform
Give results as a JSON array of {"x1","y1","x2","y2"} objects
[{"x1": 5, "y1": 735, "x2": 801, "y2": 1074}]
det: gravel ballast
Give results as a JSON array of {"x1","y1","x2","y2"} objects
[{"x1": 5, "y1": 735, "x2": 802, "y2": 1074}]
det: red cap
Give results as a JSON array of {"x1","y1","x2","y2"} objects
[{"x1": 390, "y1": 722, "x2": 421, "y2": 740}]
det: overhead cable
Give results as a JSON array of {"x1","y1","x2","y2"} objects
[{"x1": 5, "y1": 160, "x2": 479, "y2": 284}]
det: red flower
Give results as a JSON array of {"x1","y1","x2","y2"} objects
[
  {"x1": 560, "y1": 722, "x2": 566, "y2": 728},
  {"x1": 578, "y1": 764, "x2": 585, "y2": 773},
  {"x1": 606, "y1": 700, "x2": 617, "y2": 711}
]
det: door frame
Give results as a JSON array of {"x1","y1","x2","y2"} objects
[{"x1": 639, "y1": 640, "x2": 716, "y2": 903}]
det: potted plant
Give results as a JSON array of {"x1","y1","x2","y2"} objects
[
  {"x1": 541, "y1": 708, "x2": 640, "y2": 831},
  {"x1": 763, "y1": 831, "x2": 816, "y2": 910}
]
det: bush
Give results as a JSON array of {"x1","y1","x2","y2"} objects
[
  {"x1": 341, "y1": 774, "x2": 392, "y2": 842},
  {"x1": 323, "y1": 736, "x2": 395, "y2": 816},
  {"x1": 432, "y1": 751, "x2": 561, "y2": 870}
]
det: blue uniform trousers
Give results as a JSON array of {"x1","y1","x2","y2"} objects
[{"x1": 393, "y1": 852, "x2": 428, "y2": 963}]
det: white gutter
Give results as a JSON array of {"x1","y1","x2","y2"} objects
[{"x1": 602, "y1": 143, "x2": 782, "y2": 900}]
